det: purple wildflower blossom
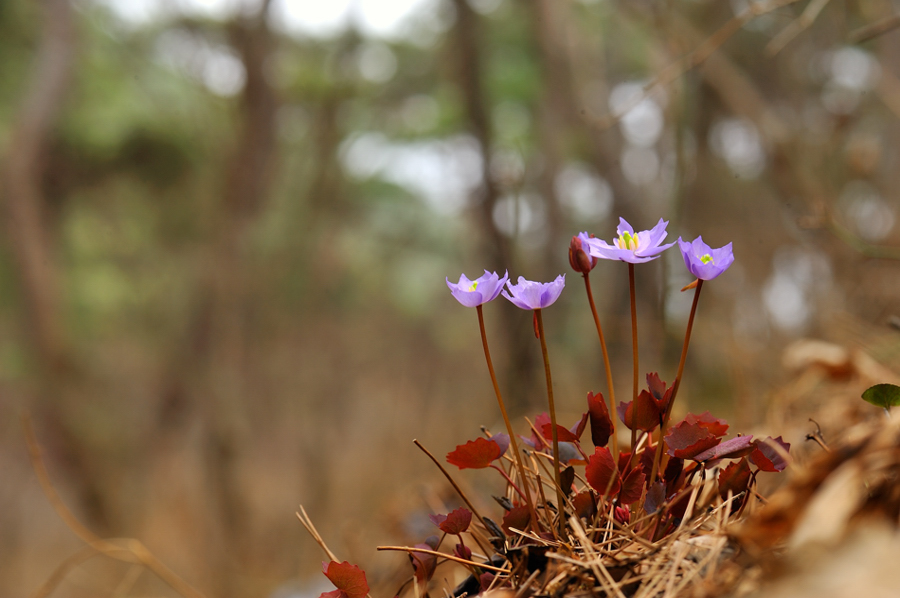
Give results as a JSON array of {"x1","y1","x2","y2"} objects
[
  {"x1": 446, "y1": 270, "x2": 509, "y2": 307},
  {"x1": 584, "y1": 218, "x2": 675, "y2": 264},
  {"x1": 502, "y1": 275, "x2": 566, "y2": 310},
  {"x1": 677, "y1": 236, "x2": 734, "y2": 280}
]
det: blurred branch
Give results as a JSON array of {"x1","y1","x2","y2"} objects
[
  {"x1": 589, "y1": 0, "x2": 801, "y2": 131},
  {"x1": 24, "y1": 414, "x2": 208, "y2": 598},
  {"x1": 875, "y1": 62, "x2": 900, "y2": 119},
  {"x1": 824, "y1": 212, "x2": 900, "y2": 260},
  {"x1": 849, "y1": 12, "x2": 900, "y2": 44},
  {"x1": 766, "y1": 0, "x2": 832, "y2": 56}
]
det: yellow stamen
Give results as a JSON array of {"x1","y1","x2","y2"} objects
[
  {"x1": 616, "y1": 231, "x2": 639, "y2": 251},
  {"x1": 700, "y1": 254, "x2": 713, "y2": 264},
  {"x1": 469, "y1": 281, "x2": 478, "y2": 291}
]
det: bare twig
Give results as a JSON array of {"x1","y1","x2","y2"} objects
[
  {"x1": 296, "y1": 505, "x2": 340, "y2": 563},
  {"x1": 376, "y1": 546, "x2": 508, "y2": 573},
  {"x1": 23, "y1": 414, "x2": 208, "y2": 598},
  {"x1": 849, "y1": 12, "x2": 900, "y2": 44},
  {"x1": 766, "y1": 0, "x2": 833, "y2": 56},
  {"x1": 587, "y1": 0, "x2": 801, "y2": 131}
]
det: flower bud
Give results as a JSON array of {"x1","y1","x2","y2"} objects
[
  {"x1": 568, "y1": 235, "x2": 597, "y2": 274},
  {"x1": 614, "y1": 505, "x2": 631, "y2": 525}
]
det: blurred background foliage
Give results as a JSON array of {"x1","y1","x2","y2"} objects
[{"x1": 2, "y1": 0, "x2": 900, "y2": 595}]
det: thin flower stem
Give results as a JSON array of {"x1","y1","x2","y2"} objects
[
  {"x1": 582, "y1": 272, "x2": 619, "y2": 461},
  {"x1": 649, "y1": 279, "x2": 704, "y2": 487},
  {"x1": 476, "y1": 305, "x2": 538, "y2": 527},
  {"x1": 628, "y1": 263, "x2": 638, "y2": 466},
  {"x1": 534, "y1": 308, "x2": 566, "y2": 536}
]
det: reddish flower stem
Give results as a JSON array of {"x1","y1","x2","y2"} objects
[
  {"x1": 582, "y1": 272, "x2": 619, "y2": 461},
  {"x1": 648, "y1": 279, "x2": 704, "y2": 487},
  {"x1": 628, "y1": 263, "x2": 639, "y2": 467},
  {"x1": 489, "y1": 464, "x2": 528, "y2": 502},
  {"x1": 476, "y1": 305, "x2": 538, "y2": 527},
  {"x1": 534, "y1": 308, "x2": 566, "y2": 536}
]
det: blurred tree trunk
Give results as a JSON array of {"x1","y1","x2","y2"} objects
[
  {"x1": 156, "y1": 2, "x2": 278, "y2": 592},
  {"x1": 450, "y1": 0, "x2": 538, "y2": 410},
  {"x1": 529, "y1": 0, "x2": 569, "y2": 260},
  {"x1": 0, "y1": 0, "x2": 114, "y2": 531}
]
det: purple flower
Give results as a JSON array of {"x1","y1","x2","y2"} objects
[
  {"x1": 446, "y1": 270, "x2": 509, "y2": 307},
  {"x1": 677, "y1": 236, "x2": 734, "y2": 280},
  {"x1": 584, "y1": 218, "x2": 675, "y2": 264},
  {"x1": 502, "y1": 275, "x2": 565, "y2": 310}
]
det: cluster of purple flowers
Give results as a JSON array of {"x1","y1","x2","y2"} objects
[{"x1": 447, "y1": 218, "x2": 734, "y2": 309}]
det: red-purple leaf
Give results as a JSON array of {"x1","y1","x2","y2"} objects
[
  {"x1": 664, "y1": 457, "x2": 684, "y2": 487},
  {"x1": 585, "y1": 447, "x2": 622, "y2": 496},
  {"x1": 319, "y1": 590, "x2": 345, "y2": 598},
  {"x1": 436, "y1": 507, "x2": 472, "y2": 535},
  {"x1": 572, "y1": 490, "x2": 597, "y2": 520},
  {"x1": 587, "y1": 391, "x2": 613, "y2": 448},
  {"x1": 646, "y1": 372, "x2": 673, "y2": 411},
  {"x1": 619, "y1": 465, "x2": 646, "y2": 505},
  {"x1": 454, "y1": 542, "x2": 472, "y2": 561},
  {"x1": 446, "y1": 437, "x2": 503, "y2": 469},
  {"x1": 572, "y1": 412, "x2": 589, "y2": 440},
  {"x1": 410, "y1": 547, "x2": 437, "y2": 584},
  {"x1": 560, "y1": 466, "x2": 576, "y2": 495},
  {"x1": 617, "y1": 391, "x2": 662, "y2": 432},
  {"x1": 692, "y1": 435, "x2": 755, "y2": 463},
  {"x1": 617, "y1": 450, "x2": 632, "y2": 474},
  {"x1": 490, "y1": 433, "x2": 510, "y2": 456},
  {"x1": 644, "y1": 481, "x2": 666, "y2": 514},
  {"x1": 665, "y1": 420, "x2": 720, "y2": 459},
  {"x1": 501, "y1": 504, "x2": 531, "y2": 535},
  {"x1": 479, "y1": 572, "x2": 495, "y2": 592},
  {"x1": 685, "y1": 411, "x2": 729, "y2": 438},
  {"x1": 410, "y1": 537, "x2": 439, "y2": 584},
  {"x1": 750, "y1": 436, "x2": 791, "y2": 472},
  {"x1": 524, "y1": 413, "x2": 552, "y2": 450},
  {"x1": 541, "y1": 422, "x2": 580, "y2": 443},
  {"x1": 322, "y1": 561, "x2": 369, "y2": 598},
  {"x1": 718, "y1": 457, "x2": 752, "y2": 500}
]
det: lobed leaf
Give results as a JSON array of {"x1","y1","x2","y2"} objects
[
  {"x1": 665, "y1": 420, "x2": 720, "y2": 459},
  {"x1": 322, "y1": 561, "x2": 369, "y2": 598},
  {"x1": 446, "y1": 437, "x2": 503, "y2": 469},
  {"x1": 684, "y1": 411, "x2": 729, "y2": 437},
  {"x1": 646, "y1": 372, "x2": 673, "y2": 411},
  {"x1": 718, "y1": 457, "x2": 752, "y2": 500},
  {"x1": 617, "y1": 390, "x2": 662, "y2": 432},
  {"x1": 431, "y1": 507, "x2": 472, "y2": 535},
  {"x1": 750, "y1": 436, "x2": 791, "y2": 472}
]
